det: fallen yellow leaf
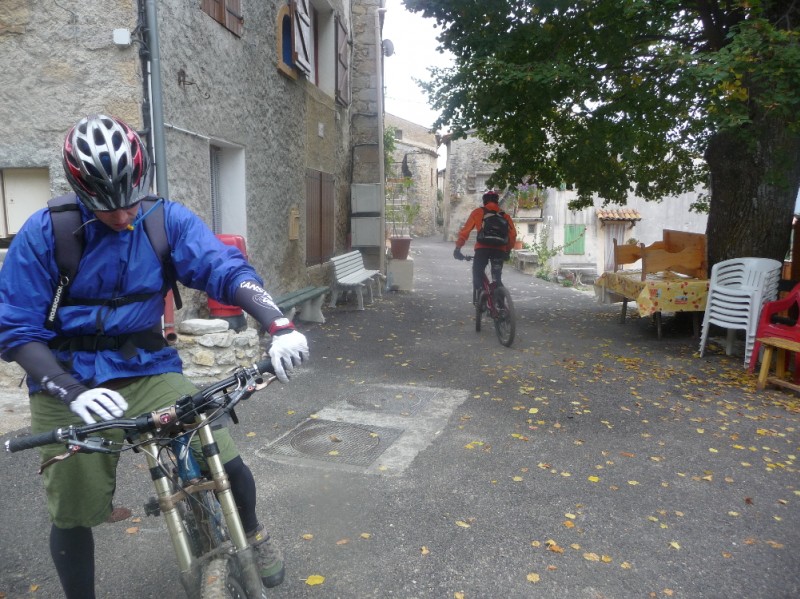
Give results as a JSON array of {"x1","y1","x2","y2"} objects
[
  {"x1": 588, "y1": 476, "x2": 600, "y2": 483},
  {"x1": 336, "y1": 538, "x2": 350, "y2": 545},
  {"x1": 301, "y1": 533, "x2": 314, "y2": 540},
  {"x1": 669, "y1": 541, "x2": 681, "y2": 550},
  {"x1": 583, "y1": 552, "x2": 600, "y2": 562},
  {"x1": 360, "y1": 533, "x2": 372, "y2": 539},
  {"x1": 421, "y1": 546, "x2": 430, "y2": 555},
  {"x1": 305, "y1": 574, "x2": 325, "y2": 586},
  {"x1": 125, "y1": 527, "x2": 139, "y2": 534},
  {"x1": 455, "y1": 520, "x2": 471, "y2": 528},
  {"x1": 527, "y1": 573, "x2": 541, "y2": 583}
]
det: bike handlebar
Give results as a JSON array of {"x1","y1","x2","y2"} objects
[{"x1": 5, "y1": 358, "x2": 276, "y2": 454}]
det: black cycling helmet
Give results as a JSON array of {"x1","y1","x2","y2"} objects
[
  {"x1": 62, "y1": 114, "x2": 151, "y2": 212},
  {"x1": 482, "y1": 190, "x2": 500, "y2": 205}
]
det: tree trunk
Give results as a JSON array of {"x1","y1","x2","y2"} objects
[{"x1": 705, "y1": 114, "x2": 800, "y2": 272}]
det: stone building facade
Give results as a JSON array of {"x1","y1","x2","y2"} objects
[
  {"x1": 384, "y1": 113, "x2": 439, "y2": 237},
  {"x1": 0, "y1": 0, "x2": 386, "y2": 321}
]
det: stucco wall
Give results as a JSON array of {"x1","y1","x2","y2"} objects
[{"x1": 0, "y1": 0, "x2": 362, "y2": 319}]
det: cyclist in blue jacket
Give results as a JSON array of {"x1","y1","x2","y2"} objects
[{"x1": 0, "y1": 114, "x2": 307, "y2": 598}]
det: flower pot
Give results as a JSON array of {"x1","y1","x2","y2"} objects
[
  {"x1": 514, "y1": 240, "x2": 524, "y2": 250},
  {"x1": 390, "y1": 236, "x2": 412, "y2": 260}
]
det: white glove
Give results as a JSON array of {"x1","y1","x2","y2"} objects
[
  {"x1": 269, "y1": 330, "x2": 309, "y2": 383},
  {"x1": 69, "y1": 388, "x2": 129, "y2": 424}
]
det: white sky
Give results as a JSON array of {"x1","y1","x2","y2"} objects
[{"x1": 382, "y1": 0, "x2": 452, "y2": 132}]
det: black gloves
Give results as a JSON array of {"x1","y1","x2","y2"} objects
[{"x1": 453, "y1": 248, "x2": 463, "y2": 260}]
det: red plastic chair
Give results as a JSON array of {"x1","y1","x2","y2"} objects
[{"x1": 748, "y1": 283, "x2": 800, "y2": 379}]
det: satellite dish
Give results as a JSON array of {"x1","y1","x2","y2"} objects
[{"x1": 382, "y1": 39, "x2": 395, "y2": 57}]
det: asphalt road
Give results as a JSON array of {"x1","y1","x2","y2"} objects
[{"x1": 1, "y1": 236, "x2": 799, "y2": 599}]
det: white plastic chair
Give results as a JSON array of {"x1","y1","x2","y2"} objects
[{"x1": 699, "y1": 258, "x2": 782, "y2": 367}]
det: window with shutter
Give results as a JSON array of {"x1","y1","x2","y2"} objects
[
  {"x1": 292, "y1": 0, "x2": 313, "y2": 76},
  {"x1": 201, "y1": 0, "x2": 243, "y2": 37},
  {"x1": 564, "y1": 224, "x2": 586, "y2": 255},
  {"x1": 335, "y1": 17, "x2": 350, "y2": 106}
]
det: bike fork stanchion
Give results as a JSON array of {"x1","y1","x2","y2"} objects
[
  {"x1": 197, "y1": 416, "x2": 264, "y2": 597},
  {"x1": 142, "y1": 436, "x2": 202, "y2": 597}
]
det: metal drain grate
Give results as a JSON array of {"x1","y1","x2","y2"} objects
[
  {"x1": 262, "y1": 419, "x2": 404, "y2": 467},
  {"x1": 345, "y1": 386, "x2": 437, "y2": 416}
]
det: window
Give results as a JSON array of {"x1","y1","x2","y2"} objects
[
  {"x1": 277, "y1": 4, "x2": 296, "y2": 78},
  {"x1": 394, "y1": 129, "x2": 403, "y2": 140},
  {"x1": 306, "y1": 169, "x2": 335, "y2": 266},
  {"x1": 564, "y1": 224, "x2": 586, "y2": 255},
  {"x1": 201, "y1": 0, "x2": 243, "y2": 37},
  {"x1": 1, "y1": 168, "x2": 50, "y2": 238},
  {"x1": 287, "y1": 0, "x2": 348, "y2": 101},
  {"x1": 209, "y1": 144, "x2": 247, "y2": 237}
]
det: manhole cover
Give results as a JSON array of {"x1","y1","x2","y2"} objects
[
  {"x1": 262, "y1": 419, "x2": 403, "y2": 467},
  {"x1": 345, "y1": 386, "x2": 436, "y2": 416}
]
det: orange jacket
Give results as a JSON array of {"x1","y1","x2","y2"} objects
[{"x1": 455, "y1": 201, "x2": 516, "y2": 252}]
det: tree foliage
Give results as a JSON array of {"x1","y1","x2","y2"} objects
[{"x1": 404, "y1": 0, "x2": 800, "y2": 264}]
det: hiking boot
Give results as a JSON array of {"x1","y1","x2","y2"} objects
[{"x1": 247, "y1": 524, "x2": 285, "y2": 588}]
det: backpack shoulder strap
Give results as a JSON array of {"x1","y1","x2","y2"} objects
[
  {"x1": 45, "y1": 194, "x2": 84, "y2": 329},
  {"x1": 141, "y1": 197, "x2": 182, "y2": 310},
  {"x1": 47, "y1": 194, "x2": 84, "y2": 281}
]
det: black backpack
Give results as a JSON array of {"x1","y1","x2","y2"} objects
[
  {"x1": 45, "y1": 194, "x2": 181, "y2": 331},
  {"x1": 476, "y1": 208, "x2": 510, "y2": 246}
]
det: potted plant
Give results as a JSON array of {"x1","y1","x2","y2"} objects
[
  {"x1": 515, "y1": 183, "x2": 547, "y2": 214},
  {"x1": 388, "y1": 202, "x2": 420, "y2": 260}
]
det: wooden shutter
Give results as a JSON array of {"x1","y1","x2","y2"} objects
[
  {"x1": 224, "y1": 0, "x2": 243, "y2": 37},
  {"x1": 305, "y1": 170, "x2": 335, "y2": 266},
  {"x1": 292, "y1": 0, "x2": 312, "y2": 76},
  {"x1": 564, "y1": 224, "x2": 586, "y2": 255},
  {"x1": 335, "y1": 17, "x2": 350, "y2": 106},
  {"x1": 306, "y1": 169, "x2": 321, "y2": 265},
  {"x1": 320, "y1": 172, "x2": 335, "y2": 262}
]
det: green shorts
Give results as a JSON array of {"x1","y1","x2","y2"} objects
[{"x1": 30, "y1": 372, "x2": 240, "y2": 529}]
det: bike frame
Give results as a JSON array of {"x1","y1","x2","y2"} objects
[
  {"x1": 478, "y1": 257, "x2": 504, "y2": 318},
  {"x1": 140, "y1": 414, "x2": 263, "y2": 597}
]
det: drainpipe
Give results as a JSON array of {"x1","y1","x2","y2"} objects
[
  {"x1": 376, "y1": 5, "x2": 387, "y2": 272},
  {"x1": 144, "y1": 0, "x2": 168, "y2": 198}
]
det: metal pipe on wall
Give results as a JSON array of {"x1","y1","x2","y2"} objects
[{"x1": 144, "y1": 0, "x2": 168, "y2": 198}]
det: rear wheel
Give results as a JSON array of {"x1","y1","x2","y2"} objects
[
  {"x1": 475, "y1": 290, "x2": 487, "y2": 332},
  {"x1": 493, "y1": 286, "x2": 516, "y2": 347},
  {"x1": 201, "y1": 556, "x2": 247, "y2": 599}
]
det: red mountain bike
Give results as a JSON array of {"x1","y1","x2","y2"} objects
[{"x1": 456, "y1": 253, "x2": 516, "y2": 347}]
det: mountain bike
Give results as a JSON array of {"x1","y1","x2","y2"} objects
[
  {"x1": 455, "y1": 252, "x2": 516, "y2": 347},
  {"x1": 5, "y1": 359, "x2": 277, "y2": 599}
]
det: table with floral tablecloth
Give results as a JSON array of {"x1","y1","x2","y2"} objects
[{"x1": 594, "y1": 271, "x2": 709, "y2": 339}]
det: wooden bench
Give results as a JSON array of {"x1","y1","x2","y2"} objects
[
  {"x1": 329, "y1": 250, "x2": 383, "y2": 310},
  {"x1": 756, "y1": 336, "x2": 800, "y2": 393},
  {"x1": 274, "y1": 286, "x2": 329, "y2": 324}
]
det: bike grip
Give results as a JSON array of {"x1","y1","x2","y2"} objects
[
  {"x1": 256, "y1": 358, "x2": 275, "y2": 375},
  {"x1": 5, "y1": 429, "x2": 63, "y2": 453}
]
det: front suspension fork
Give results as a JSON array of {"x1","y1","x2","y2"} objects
[{"x1": 142, "y1": 415, "x2": 263, "y2": 598}]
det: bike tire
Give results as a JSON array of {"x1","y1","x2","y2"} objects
[
  {"x1": 200, "y1": 556, "x2": 248, "y2": 599},
  {"x1": 493, "y1": 286, "x2": 516, "y2": 347},
  {"x1": 181, "y1": 489, "x2": 229, "y2": 556},
  {"x1": 475, "y1": 290, "x2": 486, "y2": 332}
]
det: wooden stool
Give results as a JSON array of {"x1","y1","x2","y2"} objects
[{"x1": 756, "y1": 336, "x2": 800, "y2": 392}]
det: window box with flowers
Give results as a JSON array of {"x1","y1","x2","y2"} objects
[{"x1": 512, "y1": 184, "x2": 547, "y2": 217}]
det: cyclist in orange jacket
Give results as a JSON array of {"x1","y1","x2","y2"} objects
[{"x1": 453, "y1": 190, "x2": 517, "y2": 303}]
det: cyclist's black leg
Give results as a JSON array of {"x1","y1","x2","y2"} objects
[
  {"x1": 225, "y1": 456, "x2": 259, "y2": 534},
  {"x1": 50, "y1": 524, "x2": 95, "y2": 599},
  {"x1": 489, "y1": 254, "x2": 504, "y2": 286},
  {"x1": 473, "y1": 249, "x2": 490, "y2": 301}
]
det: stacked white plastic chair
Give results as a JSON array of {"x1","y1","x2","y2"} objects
[{"x1": 699, "y1": 258, "x2": 782, "y2": 367}]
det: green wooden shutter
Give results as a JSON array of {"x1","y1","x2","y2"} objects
[{"x1": 564, "y1": 224, "x2": 586, "y2": 255}]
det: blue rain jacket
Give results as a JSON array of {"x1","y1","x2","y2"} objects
[{"x1": 0, "y1": 199, "x2": 262, "y2": 392}]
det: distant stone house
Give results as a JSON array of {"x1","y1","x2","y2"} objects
[
  {"x1": 0, "y1": 0, "x2": 386, "y2": 319},
  {"x1": 441, "y1": 131, "x2": 708, "y2": 278},
  {"x1": 384, "y1": 113, "x2": 438, "y2": 237}
]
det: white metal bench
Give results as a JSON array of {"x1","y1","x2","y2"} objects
[
  {"x1": 275, "y1": 286, "x2": 329, "y2": 323},
  {"x1": 329, "y1": 250, "x2": 383, "y2": 310}
]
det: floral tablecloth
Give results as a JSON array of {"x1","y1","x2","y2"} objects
[{"x1": 594, "y1": 270, "x2": 709, "y2": 317}]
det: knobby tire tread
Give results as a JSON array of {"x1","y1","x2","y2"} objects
[
  {"x1": 200, "y1": 556, "x2": 247, "y2": 599},
  {"x1": 493, "y1": 286, "x2": 516, "y2": 347}
]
